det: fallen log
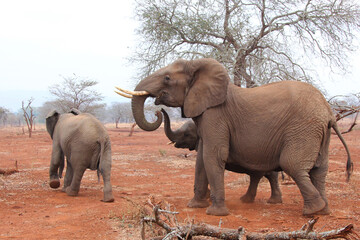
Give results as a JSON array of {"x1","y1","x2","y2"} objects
[{"x1": 141, "y1": 197, "x2": 359, "y2": 240}]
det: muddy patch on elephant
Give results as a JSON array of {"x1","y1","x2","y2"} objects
[{"x1": 0, "y1": 123, "x2": 359, "y2": 239}]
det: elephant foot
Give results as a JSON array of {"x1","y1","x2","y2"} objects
[
  {"x1": 49, "y1": 179, "x2": 60, "y2": 189},
  {"x1": 65, "y1": 187, "x2": 79, "y2": 197},
  {"x1": 302, "y1": 197, "x2": 326, "y2": 216},
  {"x1": 267, "y1": 195, "x2": 283, "y2": 204},
  {"x1": 61, "y1": 186, "x2": 67, "y2": 192},
  {"x1": 240, "y1": 194, "x2": 255, "y2": 203},
  {"x1": 102, "y1": 192, "x2": 115, "y2": 203},
  {"x1": 187, "y1": 198, "x2": 210, "y2": 208},
  {"x1": 314, "y1": 205, "x2": 330, "y2": 215},
  {"x1": 206, "y1": 204, "x2": 229, "y2": 216}
]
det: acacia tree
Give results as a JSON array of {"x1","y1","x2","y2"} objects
[
  {"x1": 48, "y1": 74, "x2": 105, "y2": 114},
  {"x1": 22, "y1": 98, "x2": 36, "y2": 138},
  {"x1": 109, "y1": 102, "x2": 134, "y2": 127},
  {"x1": 132, "y1": 0, "x2": 360, "y2": 87}
]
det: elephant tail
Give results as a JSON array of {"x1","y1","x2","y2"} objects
[
  {"x1": 97, "y1": 136, "x2": 112, "y2": 183},
  {"x1": 330, "y1": 120, "x2": 353, "y2": 181}
]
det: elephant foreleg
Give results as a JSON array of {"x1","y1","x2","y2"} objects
[
  {"x1": 203, "y1": 144, "x2": 229, "y2": 216},
  {"x1": 188, "y1": 139, "x2": 210, "y2": 208}
]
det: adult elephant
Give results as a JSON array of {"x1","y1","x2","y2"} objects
[
  {"x1": 161, "y1": 108, "x2": 282, "y2": 204},
  {"x1": 46, "y1": 110, "x2": 114, "y2": 202},
  {"x1": 116, "y1": 58, "x2": 352, "y2": 216}
]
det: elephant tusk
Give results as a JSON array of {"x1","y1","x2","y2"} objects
[
  {"x1": 114, "y1": 90, "x2": 132, "y2": 98},
  {"x1": 167, "y1": 141, "x2": 175, "y2": 145},
  {"x1": 115, "y1": 86, "x2": 149, "y2": 96}
]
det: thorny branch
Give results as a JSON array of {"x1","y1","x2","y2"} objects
[{"x1": 141, "y1": 198, "x2": 358, "y2": 240}]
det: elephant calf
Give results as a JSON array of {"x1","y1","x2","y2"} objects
[
  {"x1": 161, "y1": 109, "x2": 282, "y2": 204},
  {"x1": 46, "y1": 110, "x2": 114, "y2": 202}
]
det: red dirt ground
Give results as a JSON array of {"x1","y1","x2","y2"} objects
[{"x1": 0, "y1": 123, "x2": 359, "y2": 239}]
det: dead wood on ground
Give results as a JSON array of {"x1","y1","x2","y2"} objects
[
  {"x1": 129, "y1": 123, "x2": 137, "y2": 136},
  {"x1": 141, "y1": 197, "x2": 359, "y2": 240},
  {"x1": 0, "y1": 161, "x2": 19, "y2": 176}
]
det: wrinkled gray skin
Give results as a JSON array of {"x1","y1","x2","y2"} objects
[
  {"x1": 46, "y1": 110, "x2": 114, "y2": 202},
  {"x1": 130, "y1": 58, "x2": 352, "y2": 216},
  {"x1": 161, "y1": 109, "x2": 282, "y2": 204}
]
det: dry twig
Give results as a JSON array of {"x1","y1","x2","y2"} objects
[{"x1": 0, "y1": 161, "x2": 19, "y2": 176}]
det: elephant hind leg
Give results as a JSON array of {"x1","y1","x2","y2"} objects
[
  {"x1": 291, "y1": 172, "x2": 326, "y2": 216},
  {"x1": 309, "y1": 166, "x2": 329, "y2": 215},
  {"x1": 280, "y1": 143, "x2": 326, "y2": 216},
  {"x1": 309, "y1": 128, "x2": 331, "y2": 214},
  {"x1": 265, "y1": 172, "x2": 282, "y2": 204},
  {"x1": 62, "y1": 160, "x2": 73, "y2": 192},
  {"x1": 240, "y1": 174, "x2": 261, "y2": 203},
  {"x1": 65, "y1": 166, "x2": 86, "y2": 197}
]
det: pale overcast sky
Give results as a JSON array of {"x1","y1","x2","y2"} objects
[
  {"x1": 0, "y1": 0, "x2": 359, "y2": 112},
  {"x1": 0, "y1": 0, "x2": 137, "y2": 111}
]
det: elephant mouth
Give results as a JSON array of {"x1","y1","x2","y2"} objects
[{"x1": 155, "y1": 96, "x2": 162, "y2": 105}]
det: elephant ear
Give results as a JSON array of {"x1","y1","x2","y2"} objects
[
  {"x1": 46, "y1": 110, "x2": 60, "y2": 139},
  {"x1": 183, "y1": 58, "x2": 229, "y2": 118}
]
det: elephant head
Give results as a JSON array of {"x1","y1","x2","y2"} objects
[
  {"x1": 161, "y1": 109, "x2": 198, "y2": 151},
  {"x1": 117, "y1": 58, "x2": 229, "y2": 131},
  {"x1": 46, "y1": 110, "x2": 60, "y2": 139}
]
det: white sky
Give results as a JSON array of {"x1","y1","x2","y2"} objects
[
  {"x1": 0, "y1": 0, "x2": 137, "y2": 111},
  {"x1": 0, "y1": 0, "x2": 359, "y2": 112}
]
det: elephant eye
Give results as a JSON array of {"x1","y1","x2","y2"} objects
[{"x1": 164, "y1": 75, "x2": 171, "y2": 82}]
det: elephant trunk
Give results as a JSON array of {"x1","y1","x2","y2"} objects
[
  {"x1": 131, "y1": 95, "x2": 162, "y2": 131},
  {"x1": 161, "y1": 109, "x2": 177, "y2": 142}
]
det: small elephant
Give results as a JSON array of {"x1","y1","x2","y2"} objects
[
  {"x1": 161, "y1": 109, "x2": 282, "y2": 204},
  {"x1": 118, "y1": 58, "x2": 352, "y2": 216},
  {"x1": 46, "y1": 110, "x2": 114, "y2": 202}
]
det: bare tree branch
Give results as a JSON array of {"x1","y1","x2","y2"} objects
[
  {"x1": 328, "y1": 93, "x2": 360, "y2": 134},
  {"x1": 132, "y1": 0, "x2": 360, "y2": 88}
]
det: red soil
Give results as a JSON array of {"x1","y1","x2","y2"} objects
[{"x1": 0, "y1": 123, "x2": 359, "y2": 239}]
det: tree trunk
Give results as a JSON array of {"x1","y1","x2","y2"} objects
[{"x1": 234, "y1": 56, "x2": 256, "y2": 88}]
